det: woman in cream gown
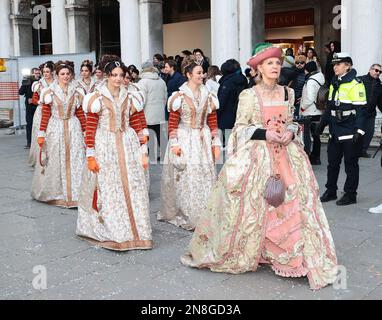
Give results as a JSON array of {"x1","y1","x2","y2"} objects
[
  {"x1": 29, "y1": 61, "x2": 55, "y2": 167},
  {"x1": 31, "y1": 61, "x2": 86, "y2": 208},
  {"x1": 181, "y1": 43, "x2": 338, "y2": 290},
  {"x1": 158, "y1": 60, "x2": 221, "y2": 231},
  {"x1": 76, "y1": 55, "x2": 152, "y2": 251}
]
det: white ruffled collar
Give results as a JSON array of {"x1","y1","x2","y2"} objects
[
  {"x1": 179, "y1": 83, "x2": 209, "y2": 109},
  {"x1": 50, "y1": 80, "x2": 77, "y2": 102},
  {"x1": 97, "y1": 81, "x2": 128, "y2": 103}
]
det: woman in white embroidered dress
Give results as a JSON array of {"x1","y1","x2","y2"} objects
[
  {"x1": 77, "y1": 60, "x2": 98, "y2": 95},
  {"x1": 31, "y1": 60, "x2": 86, "y2": 208},
  {"x1": 76, "y1": 55, "x2": 152, "y2": 251},
  {"x1": 158, "y1": 59, "x2": 221, "y2": 231},
  {"x1": 29, "y1": 61, "x2": 55, "y2": 167}
]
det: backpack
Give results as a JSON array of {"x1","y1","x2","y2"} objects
[{"x1": 309, "y1": 78, "x2": 329, "y2": 111}]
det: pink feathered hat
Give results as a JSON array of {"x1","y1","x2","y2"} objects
[{"x1": 247, "y1": 42, "x2": 283, "y2": 70}]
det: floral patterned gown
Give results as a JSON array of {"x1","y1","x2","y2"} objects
[
  {"x1": 181, "y1": 86, "x2": 338, "y2": 290},
  {"x1": 76, "y1": 82, "x2": 152, "y2": 251},
  {"x1": 31, "y1": 81, "x2": 86, "y2": 208},
  {"x1": 158, "y1": 83, "x2": 221, "y2": 231}
]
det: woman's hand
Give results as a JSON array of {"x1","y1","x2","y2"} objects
[
  {"x1": 280, "y1": 131, "x2": 294, "y2": 146},
  {"x1": 142, "y1": 154, "x2": 149, "y2": 170},
  {"x1": 87, "y1": 157, "x2": 100, "y2": 173},
  {"x1": 171, "y1": 146, "x2": 182, "y2": 157},
  {"x1": 266, "y1": 131, "x2": 282, "y2": 144},
  {"x1": 212, "y1": 146, "x2": 221, "y2": 162}
]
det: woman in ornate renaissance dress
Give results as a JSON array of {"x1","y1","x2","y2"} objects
[
  {"x1": 181, "y1": 43, "x2": 338, "y2": 290},
  {"x1": 158, "y1": 59, "x2": 221, "y2": 231},
  {"x1": 31, "y1": 61, "x2": 86, "y2": 208},
  {"x1": 29, "y1": 61, "x2": 55, "y2": 167},
  {"x1": 76, "y1": 55, "x2": 152, "y2": 251},
  {"x1": 77, "y1": 60, "x2": 98, "y2": 95}
]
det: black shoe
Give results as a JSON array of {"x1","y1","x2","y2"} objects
[
  {"x1": 320, "y1": 190, "x2": 337, "y2": 203},
  {"x1": 24, "y1": 144, "x2": 31, "y2": 149},
  {"x1": 336, "y1": 194, "x2": 357, "y2": 206},
  {"x1": 360, "y1": 152, "x2": 371, "y2": 158},
  {"x1": 309, "y1": 158, "x2": 321, "y2": 165}
]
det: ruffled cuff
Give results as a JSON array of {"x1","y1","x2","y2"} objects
[
  {"x1": 169, "y1": 137, "x2": 179, "y2": 148},
  {"x1": 140, "y1": 144, "x2": 148, "y2": 155},
  {"x1": 287, "y1": 123, "x2": 300, "y2": 135},
  {"x1": 37, "y1": 131, "x2": 46, "y2": 138},
  {"x1": 86, "y1": 148, "x2": 95, "y2": 158},
  {"x1": 143, "y1": 128, "x2": 150, "y2": 137}
]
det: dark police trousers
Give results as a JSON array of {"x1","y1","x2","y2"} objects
[
  {"x1": 26, "y1": 104, "x2": 37, "y2": 145},
  {"x1": 326, "y1": 138, "x2": 362, "y2": 196}
]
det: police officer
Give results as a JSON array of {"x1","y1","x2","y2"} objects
[{"x1": 317, "y1": 53, "x2": 367, "y2": 206}]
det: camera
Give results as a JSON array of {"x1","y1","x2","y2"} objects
[{"x1": 21, "y1": 75, "x2": 34, "y2": 86}]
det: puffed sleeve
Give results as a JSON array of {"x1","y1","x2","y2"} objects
[{"x1": 83, "y1": 92, "x2": 102, "y2": 114}]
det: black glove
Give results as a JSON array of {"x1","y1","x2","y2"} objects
[{"x1": 352, "y1": 132, "x2": 362, "y2": 144}]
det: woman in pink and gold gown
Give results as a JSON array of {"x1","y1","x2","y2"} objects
[{"x1": 181, "y1": 43, "x2": 338, "y2": 290}]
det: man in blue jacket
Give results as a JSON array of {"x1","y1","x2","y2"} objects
[{"x1": 164, "y1": 60, "x2": 186, "y2": 121}]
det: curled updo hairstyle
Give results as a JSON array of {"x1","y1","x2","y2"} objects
[
  {"x1": 181, "y1": 56, "x2": 200, "y2": 77},
  {"x1": 98, "y1": 55, "x2": 128, "y2": 76},
  {"x1": 39, "y1": 61, "x2": 55, "y2": 73},
  {"x1": 81, "y1": 59, "x2": 93, "y2": 73},
  {"x1": 55, "y1": 60, "x2": 75, "y2": 74}
]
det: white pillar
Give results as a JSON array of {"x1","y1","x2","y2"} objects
[
  {"x1": 51, "y1": 0, "x2": 69, "y2": 54},
  {"x1": 66, "y1": 0, "x2": 90, "y2": 53},
  {"x1": 239, "y1": 0, "x2": 252, "y2": 68},
  {"x1": 341, "y1": 0, "x2": 382, "y2": 75},
  {"x1": 119, "y1": 0, "x2": 142, "y2": 67},
  {"x1": 0, "y1": 1, "x2": 12, "y2": 58},
  {"x1": 211, "y1": 0, "x2": 239, "y2": 68},
  {"x1": 10, "y1": 0, "x2": 33, "y2": 57},
  {"x1": 139, "y1": 0, "x2": 163, "y2": 64}
]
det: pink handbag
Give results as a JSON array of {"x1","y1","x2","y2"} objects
[{"x1": 264, "y1": 174, "x2": 285, "y2": 208}]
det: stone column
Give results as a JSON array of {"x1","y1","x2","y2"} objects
[
  {"x1": 10, "y1": 0, "x2": 33, "y2": 57},
  {"x1": 238, "y1": 0, "x2": 265, "y2": 68},
  {"x1": 0, "y1": 0, "x2": 12, "y2": 58},
  {"x1": 66, "y1": 0, "x2": 90, "y2": 53},
  {"x1": 341, "y1": 0, "x2": 382, "y2": 75},
  {"x1": 119, "y1": 0, "x2": 142, "y2": 67},
  {"x1": 51, "y1": 0, "x2": 69, "y2": 54},
  {"x1": 211, "y1": 0, "x2": 239, "y2": 67},
  {"x1": 139, "y1": 0, "x2": 164, "y2": 64}
]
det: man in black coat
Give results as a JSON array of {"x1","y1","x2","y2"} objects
[
  {"x1": 290, "y1": 55, "x2": 307, "y2": 119},
  {"x1": 217, "y1": 59, "x2": 248, "y2": 145},
  {"x1": 360, "y1": 63, "x2": 382, "y2": 157},
  {"x1": 19, "y1": 67, "x2": 41, "y2": 149},
  {"x1": 164, "y1": 60, "x2": 186, "y2": 120}
]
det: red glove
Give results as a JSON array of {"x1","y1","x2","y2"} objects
[
  {"x1": 37, "y1": 137, "x2": 45, "y2": 148},
  {"x1": 87, "y1": 157, "x2": 100, "y2": 173}
]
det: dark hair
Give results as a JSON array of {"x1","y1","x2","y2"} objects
[
  {"x1": 81, "y1": 59, "x2": 94, "y2": 73},
  {"x1": 181, "y1": 56, "x2": 200, "y2": 77},
  {"x1": 207, "y1": 65, "x2": 222, "y2": 81},
  {"x1": 193, "y1": 48, "x2": 204, "y2": 57},
  {"x1": 182, "y1": 50, "x2": 192, "y2": 56},
  {"x1": 286, "y1": 48, "x2": 294, "y2": 56},
  {"x1": 221, "y1": 59, "x2": 240, "y2": 76},
  {"x1": 329, "y1": 41, "x2": 341, "y2": 53},
  {"x1": 307, "y1": 48, "x2": 317, "y2": 57},
  {"x1": 165, "y1": 60, "x2": 178, "y2": 71},
  {"x1": 167, "y1": 56, "x2": 174, "y2": 61},
  {"x1": 153, "y1": 54, "x2": 164, "y2": 62},
  {"x1": 39, "y1": 61, "x2": 54, "y2": 72},
  {"x1": 98, "y1": 55, "x2": 128, "y2": 76},
  {"x1": 55, "y1": 60, "x2": 75, "y2": 74}
]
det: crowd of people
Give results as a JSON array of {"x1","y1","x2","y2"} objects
[{"x1": 17, "y1": 40, "x2": 382, "y2": 290}]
